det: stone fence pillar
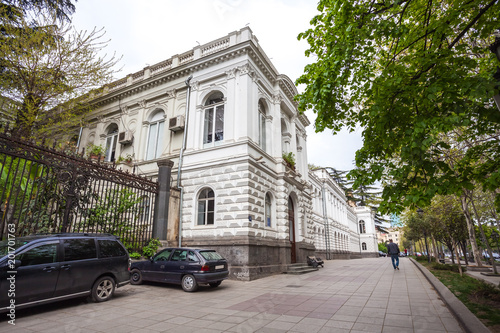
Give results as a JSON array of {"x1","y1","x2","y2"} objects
[{"x1": 153, "y1": 159, "x2": 174, "y2": 240}]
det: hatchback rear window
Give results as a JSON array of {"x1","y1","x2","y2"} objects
[{"x1": 199, "y1": 251, "x2": 224, "y2": 260}]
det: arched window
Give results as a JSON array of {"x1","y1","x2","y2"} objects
[
  {"x1": 359, "y1": 220, "x2": 366, "y2": 234},
  {"x1": 146, "y1": 110, "x2": 165, "y2": 160},
  {"x1": 258, "y1": 100, "x2": 267, "y2": 152},
  {"x1": 203, "y1": 91, "x2": 224, "y2": 146},
  {"x1": 362, "y1": 242, "x2": 367, "y2": 250},
  {"x1": 197, "y1": 188, "x2": 215, "y2": 225},
  {"x1": 105, "y1": 124, "x2": 118, "y2": 162},
  {"x1": 265, "y1": 192, "x2": 272, "y2": 227}
]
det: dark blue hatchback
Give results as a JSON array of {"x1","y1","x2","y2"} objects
[{"x1": 130, "y1": 247, "x2": 228, "y2": 292}]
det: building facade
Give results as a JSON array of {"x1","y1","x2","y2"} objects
[
  {"x1": 377, "y1": 227, "x2": 405, "y2": 248},
  {"x1": 79, "y1": 27, "x2": 377, "y2": 280}
]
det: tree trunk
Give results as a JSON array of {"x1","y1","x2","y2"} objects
[
  {"x1": 460, "y1": 194, "x2": 483, "y2": 267},
  {"x1": 431, "y1": 235, "x2": 439, "y2": 262},
  {"x1": 460, "y1": 241, "x2": 469, "y2": 265},
  {"x1": 450, "y1": 245, "x2": 456, "y2": 265},
  {"x1": 453, "y1": 238, "x2": 463, "y2": 277},
  {"x1": 419, "y1": 239, "x2": 425, "y2": 254},
  {"x1": 470, "y1": 198, "x2": 498, "y2": 274}
]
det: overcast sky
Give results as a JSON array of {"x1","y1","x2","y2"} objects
[{"x1": 71, "y1": 0, "x2": 363, "y2": 171}]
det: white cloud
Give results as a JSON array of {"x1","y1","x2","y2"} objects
[{"x1": 71, "y1": 0, "x2": 362, "y2": 171}]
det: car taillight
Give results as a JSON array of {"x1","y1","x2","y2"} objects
[
  {"x1": 128, "y1": 258, "x2": 131, "y2": 270},
  {"x1": 201, "y1": 265, "x2": 210, "y2": 272}
]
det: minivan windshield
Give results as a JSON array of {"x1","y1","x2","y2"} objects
[
  {"x1": 0, "y1": 238, "x2": 34, "y2": 256},
  {"x1": 199, "y1": 251, "x2": 224, "y2": 261}
]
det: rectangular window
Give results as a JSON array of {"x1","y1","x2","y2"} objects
[
  {"x1": 146, "y1": 121, "x2": 164, "y2": 160},
  {"x1": 259, "y1": 113, "x2": 266, "y2": 151},
  {"x1": 204, "y1": 105, "x2": 224, "y2": 146},
  {"x1": 146, "y1": 123, "x2": 157, "y2": 160},
  {"x1": 18, "y1": 243, "x2": 58, "y2": 266},
  {"x1": 98, "y1": 240, "x2": 126, "y2": 258},
  {"x1": 214, "y1": 105, "x2": 224, "y2": 142},
  {"x1": 207, "y1": 199, "x2": 214, "y2": 224},
  {"x1": 197, "y1": 201, "x2": 206, "y2": 225},
  {"x1": 105, "y1": 134, "x2": 117, "y2": 162},
  {"x1": 63, "y1": 239, "x2": 97, "y2": 261},
  {"x1": 204, "y1": 108, "x2": 214, "y2": 144}
]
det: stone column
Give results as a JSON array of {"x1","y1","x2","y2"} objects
[{"x1": 153, "y1": 159, "x2": 174, "y2": 240}]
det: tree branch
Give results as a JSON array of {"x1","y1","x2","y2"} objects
[{"x1": 449, "y1": 0, "x2": 498, "y2": 49}]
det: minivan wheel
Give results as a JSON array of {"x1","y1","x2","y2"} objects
[
  {"x1": 181, "y1": 274, "x2": 198, "y2": 292},
  {"x1": 130, "y1": 269, "x2": 143, "y2": 285},
  {"x1": 209, "y1": 281, "x2": 221, "y2": 288},
  {"x1": 92, "y1": 276, "x2": 115, "y2": 302}
]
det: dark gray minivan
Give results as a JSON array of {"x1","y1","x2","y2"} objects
[{"x1": 0, "y1": 233, "x2": 130, "y2": 312}]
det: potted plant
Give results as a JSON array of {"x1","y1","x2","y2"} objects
[
  {"x1": 117, "y1": 153, "x2": 134, "y2": 165},
  {"x1": 282, "y1": 152, "x2": 296, "y2": 171},
  {"x1": 87, "y1": 144, "x2": 105, "y2": 161}
]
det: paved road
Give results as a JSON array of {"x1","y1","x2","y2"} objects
[{"x1": 2, "y1": 257, "x2": 464, "y2": 333}]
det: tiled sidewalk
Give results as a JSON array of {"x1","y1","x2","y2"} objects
[{"x1": 3, "y1": 257, "x2": 464, "y2": 333}]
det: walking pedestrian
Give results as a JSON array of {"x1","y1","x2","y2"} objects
[{"x1": 387, "y1": 239, "x2": 400, "y2": 270}]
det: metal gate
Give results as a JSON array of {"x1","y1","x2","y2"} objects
[{"x1": 0, "y1": 127, "x2": 158, "y2": 251}]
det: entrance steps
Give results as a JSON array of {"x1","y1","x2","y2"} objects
[{"x1": 284, "y1": 263, "x2": 318, "y2": 275}]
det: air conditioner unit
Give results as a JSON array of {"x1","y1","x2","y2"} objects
[
  {"x1": 169, "y1": 115, "x2": 185, "y2": 132},
  {"x1": 118, "y1": 131, "x2": 133, "y2": 144}
]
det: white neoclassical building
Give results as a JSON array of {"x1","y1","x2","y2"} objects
[{"x1": 79, "y1": 27, "x2": 378, "y2": 280}]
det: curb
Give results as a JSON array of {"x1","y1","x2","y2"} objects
[{"x1": 410, "y1": 258, "x2": 491, "y2": 333}]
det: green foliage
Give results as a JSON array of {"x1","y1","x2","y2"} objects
[
  {"x1": 297, "y1": 0, "x2": 500, "y2": 214},
  {"x1": 129, "y1": 252, "x2": 141, "y2": 260},
  {"x1": 0, "y1": 2, "x2": 119, "y2": 139},
  {"x1": 142, "y1": 238, "x2": 162, "y2": 258},
  {"x1": 282, "y1": 152, "x2": 296, "y2": 169},
  {"x1": 0, "y1": 155, "x2": 57, "y2": 234},
  {"x1": 430, "y1": 262, "x2": 466, "y2": 273},
  {"x1": 84, "y1": 188, "x2": 142, "y2": 242},
  {"x1": 308, "y1": 163, "x2": 321, "y2": 170},
  {"x1": 117, "y1": 153, "x2": 134, "y2": 163},
  {"x1": 86, "y1": 143, "x2": 105, "y2": 156},
  {"x1": 424, "y1": 262, "x2": 500, "y2": 327},
  {"x1": 415, "y1": 255, "x2": 430, "y2": 262},
  {"x1": 378, "y1": 242, "x2": 387, "y2": 253}
]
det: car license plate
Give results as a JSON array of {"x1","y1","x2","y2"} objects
[{"x1": 215, "y1": 265, "x2": 224, "y2": 270}]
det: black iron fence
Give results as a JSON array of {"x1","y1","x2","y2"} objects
[{"x1": 0, "y1": 127, "x2": 158, "y2": 251}]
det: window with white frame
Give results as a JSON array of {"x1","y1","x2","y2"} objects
[
  {"x1": 145, "y1": 110, "x2": 165, "y2": 160},
  {"x1": 203, "y1": 91, "x2": 224, "y2": 147},
  {"x1": 197, "y1": 188, "x2": 215, "y2": 225},
  {"x1": 359, "y1": 220, "x2": 366, "y2": 234},
  {"x1": 265, "y1": 192, "x2": 272, "y2": 227},
  {"x1": 104, "y1": 124, "x2": 118, "y2": 162},
  {"x1": 258, "y1": 100, "x2": 266, "y2": 152}
]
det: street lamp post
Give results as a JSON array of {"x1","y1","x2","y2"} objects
[{"x1": 417, "y1": 208, "x2": 431, "y2": 263}]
